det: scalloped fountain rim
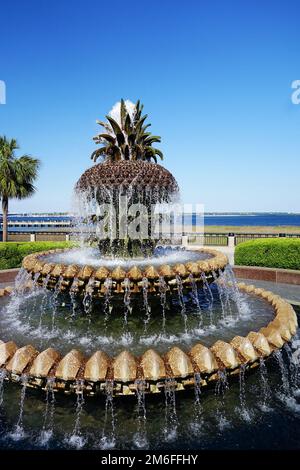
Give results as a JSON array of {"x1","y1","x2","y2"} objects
[
  {"x1": 0, "y1": 283, "x2": 298, "y2": 396},
  {"x1": 21, "y1": 248, "x2": 229, "y2": 295}
]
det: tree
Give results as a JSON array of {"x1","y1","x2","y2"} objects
[{"x1": 0, "y1": 136, "x2": 40, "y2": 242}]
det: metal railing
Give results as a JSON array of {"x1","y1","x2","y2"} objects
[
  {"x1": 234, "y1": 233, "x2": 300, "y2": 245},
  {"x1": 188, "y1": 234, "x2": 229, "y2": 246},
  {"x1": 1, "y1": 230, "x2": 300, "y2": 246}
]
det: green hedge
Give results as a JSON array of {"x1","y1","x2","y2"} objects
[
  {"x1": 0, "y1": 241, "x2": 74, "y2": 270},
  {"x1": 234, "y1": 238, "x2": 300, "y2": 270}
]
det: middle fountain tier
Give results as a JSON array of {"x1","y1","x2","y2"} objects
[{"x1": 21, "y1": 246, "x2": 228, "y2": 311}]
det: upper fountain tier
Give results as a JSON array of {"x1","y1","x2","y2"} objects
[
  {"x1": 76, "y1": 160, "x2": 179, "y2": 198},
  {"x1": 75, "y1": 161, "x2": 180, "y2": 258}
]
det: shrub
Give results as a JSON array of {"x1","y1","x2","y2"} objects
[
  {"x1": 234, "y1": 238, "x2": 300, "y2": 270},
  {"x1": 0, "y1": 241, "x2": 74, "y2": 270}
]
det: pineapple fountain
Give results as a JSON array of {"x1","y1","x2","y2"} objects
[{"x1": 0, "y1": 100, "x2": 298, "y2": 449}]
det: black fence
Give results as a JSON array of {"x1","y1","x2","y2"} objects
[{"x1": 1, "y1": 230, "x2": 300, "y2": 246}]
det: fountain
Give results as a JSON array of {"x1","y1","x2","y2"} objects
[{"x1": 0, "y1": 100, "x2": 298, "y2": 448}]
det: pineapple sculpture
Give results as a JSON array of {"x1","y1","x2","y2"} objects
[{"x1": 76, "y1": 100, "x2": 179, "y2": 257}]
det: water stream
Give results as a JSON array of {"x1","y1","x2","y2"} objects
[
  {"x1": 68, "y1": 380, "x2": 86, "y2": 449},
  {"x1": 0, "y1": 369, "x2": 6, "y2": 407},
  {"x1": 100, "y1": 380, "x2": 116, "y2": 449},
  {"x1": 9, "y1": 375, "x2": 28, "y2": 441},
  {"x1": 40, "y1": 377, "x2": 56, "y2": 446},
  {"x1": 164, "y1": 379, "x2": 178, "y2": 442}
]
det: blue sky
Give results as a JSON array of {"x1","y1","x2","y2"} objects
[{"x1": 0, "y1": 0, "x2": 300, "y2": 213}]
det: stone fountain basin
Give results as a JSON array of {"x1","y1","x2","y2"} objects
[
  {"x1": 0, "y1": 283, "x2": 297, "y2": 397},
  {"x1": 21, "y1": 247, "x2": 228, "y2": 296}
]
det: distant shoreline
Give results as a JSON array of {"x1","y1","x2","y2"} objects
[
  {"x1": 202, "y1": 225, "x2": 300, "y2": 234},
  {"x1": 2, "y1": 225, "x2": 300, "y2": 234},
  {"x1": 1, "y1": 213, "x2": 300, "y2": 234},
  {"x1": 4, "y1": 211, "x2": 300, "y2": 216}
]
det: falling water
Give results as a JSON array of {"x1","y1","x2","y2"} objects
[
  {"x1": 142, "y1": 277, "x2": 151, "y2": 333},
  {"x1": 14, "y1": 268, "x2": 32, "y2": 295},
  {"x1": 68, "y1": 380, "x2": 86, "y2": 449},
  {"x1": 10, "y1": 375, "x2": 28, "y2": 441},
  {"x1": 285, "y1": 342, "x2": 300, "y2": 395},
  {"x1": 47, "y1": 276, "x2": 63, "y2": 334},
  {"x1": 283, "y1": 343, "x2": 297, "y2": 384},
  {"x1": 27, "y1": 272, "x2": 42, "y2": 320},
  {"x1": 212, "y1": 270, "x2": 227, "y2": 320},
  {"x1": 191, "y1": 372, "x2": 203, "y2": 434},
  {"x1": 159, "y1": 276, "x2": 167, "y2": 334},
  {"x1": 164, "y1": 378, "x2": 178, "y2": 441},
  {"x1": 83, "y1": 290, "x2": 93, "y2": 323},
  {"x1": 176, "y1": 275, "x2": 188, "y2": 335},
  {"x1": 100, "y1": 380, "x2": 116, "y2": 449},
  {"x1": 237, "y1": 364, "x2": 251, "y2": 421},
  {"x1": 40, "y1": 377, "x2": 56, "y2": 446},
  {"x1": 278, "y1": 343, "x2": 300, "y2": 412},
  {"x1": 200, "y1": 272, "x2": 214, "y2": 326},
  {"x1": 274, "y1": 350, "x2": 291, "y2": 397},
  {"x1": 0, "y1": 369, "x2": 6, "y2": 406},
  {"x1": 83, "y1": 277, "x2": 95, "y2": 324},
  {"x1": 37, "y1": 274, "x2": 51, "y2": 331},
  {"x1": 223, "y1": 266, "x2": 249, "y2": 318},
  {"x1": 189, "y1": 274, "x2": 203, "y2": 327},
  {"x1": 259, "y1": 357, "x2": 272, "y2": 412},
  {"x1": 216, "y1": 270, "x2": 234, "y2": 320},
  {"x1": 70, "y1": 277, "x2": 79, "y2": 319},
  {"x1": 133, "y1": 379, "x2": 148, "y2": 448},
  {"x1": 103, "y1": 277, "x2": 113, "y2": 328},
  {"x1": 215, "y1": 370, "x2": 230, "y2": 430},
  {"x1": 123, "y1": 278, "x2": 132, "y2": 326}
]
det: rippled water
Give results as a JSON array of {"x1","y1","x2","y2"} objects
[
  {"x1": 0, "y1": 277, "x2": 273, "y2": 356},
  {"x1": 44, "y1": 246, "x2": 211, "y2": 269}
]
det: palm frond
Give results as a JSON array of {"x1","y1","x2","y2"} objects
[{"x1": 0, "y1": 137, "x2": 40, "y2": 199}]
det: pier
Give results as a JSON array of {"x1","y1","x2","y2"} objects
[{"x1": 0, "y1": 220, "x2": 71, "y2": 228}]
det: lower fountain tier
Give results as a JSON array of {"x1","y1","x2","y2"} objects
[
  {"x1": 21, "y1": 248, "x2": 228, "y2": 297},
  {"x1": 0, "y1": 283, "x2": 297, "y2": 396}
]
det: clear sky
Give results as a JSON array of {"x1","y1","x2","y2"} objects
[{"x1": 1, "y1": 0, "x2": 300, "y2": 213}]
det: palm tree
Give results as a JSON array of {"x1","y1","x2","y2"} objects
[
  {"x1": 0, "y1": 137, "x2": 40, "y2": 242},
  {"x1": 91, "y1": 99, "x2": 164, "y2": 163}
]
